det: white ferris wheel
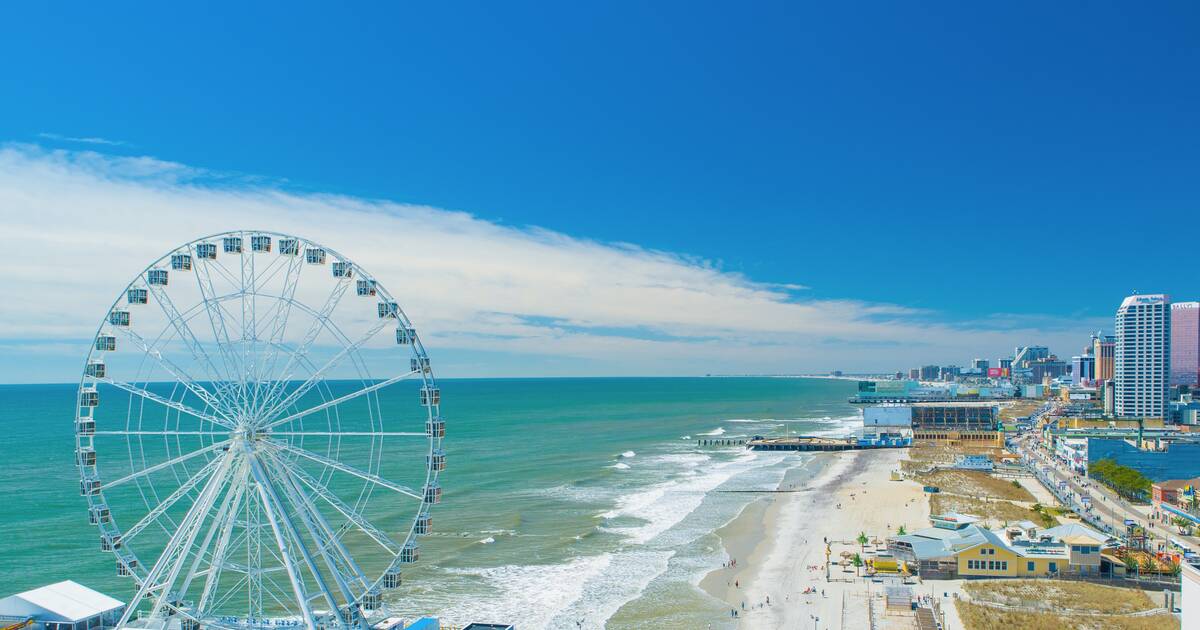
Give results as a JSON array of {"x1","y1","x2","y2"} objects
[{"x1": 74, "y1": 230, "x2": 444, "y2": 629}]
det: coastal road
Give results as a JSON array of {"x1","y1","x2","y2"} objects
[{"x1": 1015, "y1": 434, "x2": 1200, "y2": 554}]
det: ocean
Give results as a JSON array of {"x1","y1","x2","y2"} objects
[{"x1": 0, "y1": 377, "x2": 859, "y2": 628}]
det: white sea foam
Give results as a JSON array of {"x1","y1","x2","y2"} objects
[
  {"x1": 609, "y1": 462, "x2": 631, "y2": 470},
  {"x1": 478, "y1": 536, "x2": 496, "y2": 544},
  {"x1": 600, "y1": 450, "x2": 760, "y2": 545},
  {"x1": 698, "y1": 427, "x2": 725, "y2": 436},
  {"x1": 437, "y1": 555, "x2": 613, "y2": 629},
  {"x1": 680, "y1": 435, "x2": 691, "y2": 440},
  {"x1": 619, "y1": 450, "x2": 636, "y2": 458}
]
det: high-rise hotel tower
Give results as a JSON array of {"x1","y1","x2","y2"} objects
[{"x1": 1115, "y1": 294, "x2": 1171, "y2": 418}]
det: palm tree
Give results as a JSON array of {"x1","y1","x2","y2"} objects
[
  {"x1": 857, "y1": 531, "x2": 868, "y2": 553},
  {"x1": 897, "y1": 525, "x2": 907, "y2": 536},
  {"x1": 852, "y1": 553, "x2": 864, "y2": 577}
]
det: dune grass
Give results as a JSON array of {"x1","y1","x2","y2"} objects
[{"x1": 956, "y1": 601, "x2": 1177, "y2": 630}]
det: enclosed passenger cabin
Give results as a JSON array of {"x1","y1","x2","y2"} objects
[
  {"x1": 420, "y1": 386, "x2": 440, "y2": 407},
  {"x1": 85, "y1": 361, "x2": 105, "y2": 378},
  {"x1": 251, "y1": 235, "x2": 272, "y2": 253},
  {"x1": 419, "y1": 385, "x2": 439, "y2": 406},
  {"x1": 79, "y1": 388, "x2": 99, "y2": 407},
  {"x1": 423, "y1": 483, "x2": 442, "y2": 505},
  {"x1": 99, "y1": 534, "x2": 121, "y2": 552},
  {"x1": 305, "y1": 248, "x2": 327, "y2": 264},
  {"x1": 108, "y1": 310, "x2": 130, "y2": 327},
  {"x1": 95, "y1": 335, "x2": 116, "y2": 352},
  {"x1": 399, "y1": 541, "x2": 419, "y2": 564},
  {"x1": 382, "y1": 569, "x2": 402, "y2": 589},
  {"x1": 76, "y1": 418, "x2": 96, "y2": 436},
  {"x1": 222, "y1": 236, "x2": 243, "y2": 253},
  {"x1": 411, "y1": 356, "x2": 431, "y2": 373},
  {"x1": 127, "y1": 288, "x2": 148, "y2": 305},
  {"x1": 195, "y1": 242, "x2": 217, "y2": 259},
  {"x1": 356, "y1": 279, "x2": 376, "y2": 296},
  {"x1": 396, "y1": 327, "x2": 415, "y2": 345},
  {"x1": 279, "y1": 238, "x2": 299, "y2": 256},
  {"x1": 378, "y1": 301, "x2": 398, "y2": 318},
  {"x1": 332, "y1": 261, "x2": 353, "y2": 278},
  {"x1": 147, "y1": 269, "x2": 169, "y2": 286},
  {"x1": 76, "y1": 447, "x2": 96, "y2": 467},
  {"x1": 80, "y1": 478, "x2": 101, "y2": 496},
  {"x1": 170, "y1": 253, "x2": 192, "y2": 271},
  {"x1": 116, "y1": 558, "x2": 138, "y2": 576},
  {"x1": 426, "y1": 416, "x2": 445, "y2": 438},
  {"x1": 89, "y1": 504, "x2": 111, "y2": 525},
  {"x1": 415, "y1": 513, "x2": 431, "y2": 535},
  {"x1": 427, "y1": 449, "x2": 446, "y2": 472},
  {"x1": 361, "y1": 590, "x2": 383, "y2": 611}
]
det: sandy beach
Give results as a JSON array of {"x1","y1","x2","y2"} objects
[{"x1": 701, "y1": 449, "x2": 928, "y2": 629}]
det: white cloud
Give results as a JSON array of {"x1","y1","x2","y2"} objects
[
  {"x1": 37, "y1": 132, "x2": 128, "y2": 147},
  {"x1": 0, "y1": 144, "x2": 1102, "y2": 380}
]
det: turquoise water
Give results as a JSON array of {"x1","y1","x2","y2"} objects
[{"x1": 0, "y1": 377, "x2": 858, "y2": 628}]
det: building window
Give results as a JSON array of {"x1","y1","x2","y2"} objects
[
  {"x1": 1049, "y1": 561, "x2": 1057, "y2": 572},
  {"x1": 1027, "y1": 561, "x2": 1035, "y2": 572}
]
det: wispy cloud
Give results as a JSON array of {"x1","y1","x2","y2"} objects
[
  {"x1": 38, "y1": 132, "x2": 127, "y2": 147},
  {"x1": 0, "y1": 144, "x2": 1099, "y2": 379}
]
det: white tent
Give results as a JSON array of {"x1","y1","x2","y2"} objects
[{"x1": 0, "y1": 581, "x2": 124, "y2": 630}]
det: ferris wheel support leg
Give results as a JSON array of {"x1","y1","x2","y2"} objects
[
  {"x1": 266, "y1": 457, "x2": 369, "y2": 627},
  {"x1": 116, "y1": 451, "x2": 234, "y2": 628},
  {"x1": 247, "y1": 447, "x2": 347, "y2": 629},
  {"x1": 197, "y1": 465, "x2": 249, "y2": 613}
]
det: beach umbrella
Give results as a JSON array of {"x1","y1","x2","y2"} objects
[{"x1": 840, "y1": 551, "x2": 852, "y2": 559}]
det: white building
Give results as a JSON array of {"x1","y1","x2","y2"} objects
[
  {"x1": 1115, "y1": 294, "x2": 1171, "y2": 418},
  {"x1": 1184, "y1": 561, "x2": 1200, "y2": 627},
  {"x1": 0, "y1": 581, "x2": 124, "y2": 630}
]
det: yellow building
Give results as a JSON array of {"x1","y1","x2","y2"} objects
[{"x1": 890, "y1": 515, "x2": 1109, "y2": 579}]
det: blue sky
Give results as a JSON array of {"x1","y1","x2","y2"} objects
[{"x1": 0, "y1": 2, "x2": 1197, "y2": 380}]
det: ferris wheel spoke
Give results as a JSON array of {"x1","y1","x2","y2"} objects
[
  {"x1": 122, "y1": 456, "x2": 227, "y2": 542},
  {"x1": 258, "y1": 316, "x2": 391, "y2": 422},
  {"x1": 104, "y1": 440, "x2": 230, "y2": 491},
  {"x1": 193, "y1": 255, "x2": 251, "y2": 410},
  {"x1": 274, "y1": 457, "x2": 401, "y2": 555},
  {"x1": 114, "y1": 328, "x2": 239, "y2": 424},
  {"x1": 261, "y1": 369, "x2": 418, "y2": 430},
  {"x1": 267, "y1": 439, "x2": 423, "y2": 501},
  {"x1": 272, "y1": 429, "x2": 427, "y2": 434},
  {"x1": 95, "y1": 430, "x2": 228, "y2": 436},
  {"x1": 254, "y1": 253, "x2": 306, "y2": 421},
  {"x1": 253, "y1": 280, "x2": 355, "y2": 420},
  {"x1": 95, "y1": 377, "x2": 234, "y2": 429},
  {"x1": 146, "y1": 283, "x2": 242, "y2": 409}
]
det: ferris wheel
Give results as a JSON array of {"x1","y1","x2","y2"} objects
[{"x1": 74, "y1": 230, "x2": 444, "y2": 629}]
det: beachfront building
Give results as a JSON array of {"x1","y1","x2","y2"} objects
[
  {"x1": 0, "y1": 581, "x2": 124, "y2": 630},
  {"x1": 1151, "y1": 478, "x2": 1200, "y2": 529},
  {"x1": 1115, "y1": 294, "x2": 1171, "y2": 419},
  {"x1": 888, "y1": 516, "x2": 1111, "y2": 579},
  {"x1": 909, "y1": 402, "x2": 1003, "y2": 446},
  {"x1": 1173, "y1": 302, "x2": 1200, "y2": 387}
]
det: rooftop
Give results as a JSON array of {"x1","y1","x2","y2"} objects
[{"x1": 0, "y1": 581, "x2": 123, "y2": 623}]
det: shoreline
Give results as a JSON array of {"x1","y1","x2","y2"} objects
[{"x1": 700, "y1": 448, "x2": 928, "y2": 628}]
